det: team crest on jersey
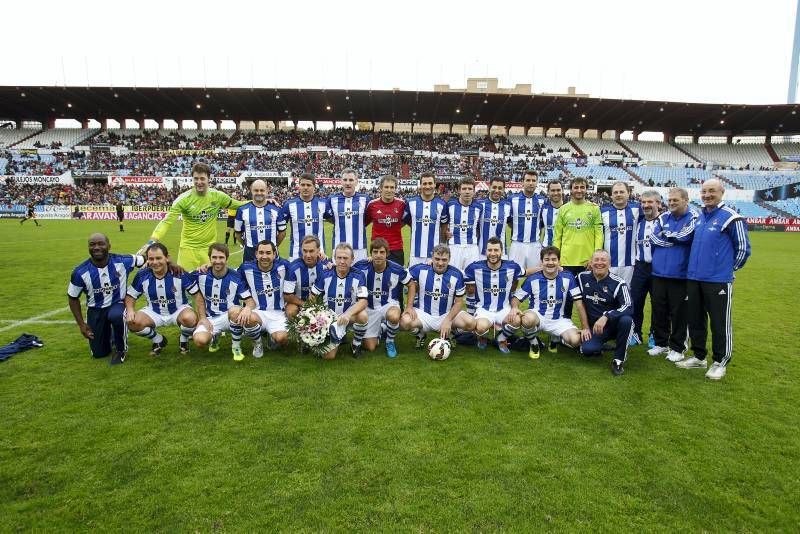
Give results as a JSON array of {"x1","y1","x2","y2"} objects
[{"x1": 569, "y1": 218, "x2": 585, "y2": 229}]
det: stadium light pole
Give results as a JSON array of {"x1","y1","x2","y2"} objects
[{"x1": 788, "y1": 0, "x2": 800, "y2": 103}]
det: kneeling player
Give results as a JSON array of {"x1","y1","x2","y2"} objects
[
  {"x1": 284, "y1": 236, "x2": 328, "y2": 319},
  {"x1": 400, "y1": 244, "x2": 476, "y2": 348},
  {"x1": 190, "y1": 243, "x2": 255, "y2": 361},
  {"x1": 125, "y1": 243, "x2": 201, "y2": 356},
  {"x1": 464, "y1": 237, "x2": 523, "y2": 353},
  {"x1": 310, "y1": 243, "x2": 369, "y2": 359},
  {"x1": 235, "y1": 240, "x2": 292, "y2": 358},
  {"x1": 353, "y1": 238, "x2": 410, "y2": 358},
  {"x1": 509, "y1": 246, "x2": 591, "y2": 359}
]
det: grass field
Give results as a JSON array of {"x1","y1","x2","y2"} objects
[{"x1": 0, "y1": 218, "x2": 799, "y2": 531}]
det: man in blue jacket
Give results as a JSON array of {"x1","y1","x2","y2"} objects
[
  {"x1": 578, "y1": 249, "x2": 635, "y2": 376},
  {"x1": 677, "y1": 179, "x2": 751, "y2": 380},
  {"x1": 647, "y1": 188, "x2": 698, "y2": 364}
]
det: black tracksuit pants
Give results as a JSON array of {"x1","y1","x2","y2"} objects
[
  {"x1": 651, "y1": 276, "x2": 688, "y2": 353},
  {"x1": 687, "y1": 280, "x2": 734, "y2": 365}
]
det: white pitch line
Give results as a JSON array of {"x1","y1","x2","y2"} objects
[
  {"x1": 0, "y1": 319, "x2": 74, "y2": 325},
  {"x1": 0, "y1": 307, "x2": 70, "y2": 333}
]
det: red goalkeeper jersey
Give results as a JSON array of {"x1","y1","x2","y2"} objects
[{"x1": 365, "y1": 198, "x2": 406, "y2": 251}]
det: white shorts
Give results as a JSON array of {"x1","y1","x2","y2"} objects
[
  {"x1": 140, "y1": 305, "x2": 192, "y2": 328},
  {"x1": 253, "y1": 309, "x2": 288, "y2": 334},
  {"x1": 408, "y1": 256, "x2": 429, "y2": 268},
  {"x1": 412, "y1": 307, "x2": 470, "y2": 334},
  {"x1": 508, "y1": 241, "x2": 542, "y2": 271},
  {"x1": 366, "y1": 301, "x2": 400, "y2": 338},
  {"x1": 530, "y1": 310, "x2": 578, "y2": 337},
  {"x1": 203, "y1": 314, "x2": 231, "y2": 335},
  {"x1": 449, "y1": 244, "x2": 481, "y2": 272},
  {"x1": 474, "y1": 306, "x2": 512, "y2": 329},
  {"x1": 610, "y1": 266, "x2": 634, "y2": 286}
]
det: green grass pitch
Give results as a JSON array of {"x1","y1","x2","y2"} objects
[{"x1": 0, "y1": 219, "x2": 798, "y2": 531}]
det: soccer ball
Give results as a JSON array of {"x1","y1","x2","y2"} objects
[{"x1": 427, "y1": 338, "x2": 451, "y2": 361}]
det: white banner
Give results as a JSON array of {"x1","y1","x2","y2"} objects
[
  {"x1": 34, "y1": 205, "x2": 72, "y2": 219},
  {"x1": 1, "y1": 172, "x2": 73, "y2": 185}
]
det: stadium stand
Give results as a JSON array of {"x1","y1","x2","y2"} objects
[
  {"x1": 15, "y1": 128, "x2": 99, "y2": 150},
  {"x1": 765, "y1": 198, "x2": 800, "y2": 215},
  {"x1": 619, "y1": 140, "x2": 697, "y2": 164},
  {"x1": 635, "y1": 166, "x2": 712, "y2": 187},
  {"x1": 0, "y1": 128, "x2": 41, "y2": 148},
  {"x1": 678, "y1": 142, "x2": 775, "y2": 169},
  {"x1": 769, "y1": 142, "x2": 800, "y2": 161},
  {"x1": 572, "y1": 137, "x2": 632, "y2": 157},
  {"x1": 715, "y1": 170, "x2": 800, "y2": 189}
]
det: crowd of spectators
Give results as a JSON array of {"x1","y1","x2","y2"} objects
[{"x1": 91, "y1": 130, "x2": 231, "y2": 150}]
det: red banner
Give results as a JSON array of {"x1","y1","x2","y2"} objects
[
  {"x1": 745, "y1": 217, "x2": 800, "y2": 225},
  {"x1": 83, "y1": 211, "x2": 167, "y2": 221},
  {"x1": 109, "y1": 175, "x2": 165, "y2": 187}
]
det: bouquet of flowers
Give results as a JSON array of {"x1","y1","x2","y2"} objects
[{"x1": 287, "y1": 300, "x2": 338, "y2": 357}]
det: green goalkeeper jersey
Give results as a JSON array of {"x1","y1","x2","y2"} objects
[
  {"x1": 553, "y1": 201, "x2": 604, "y2": 266},
  {"x1": 151, "y1": 188, "x2": 247, "y2": 249}
]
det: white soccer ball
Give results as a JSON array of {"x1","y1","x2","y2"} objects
[{"x1": 427, "y1": 338, "x2": 451, "y2": 361}]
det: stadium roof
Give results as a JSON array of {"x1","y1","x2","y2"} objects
[{"x1": 1, "y1": 85, "x2": 799, "y2": 136}]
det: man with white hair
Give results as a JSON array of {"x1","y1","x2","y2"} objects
[{"x1": 679, "y1": 179, "x2": 751, "y2": 380}]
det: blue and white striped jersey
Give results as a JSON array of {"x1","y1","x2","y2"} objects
[
  {"x1": 68, "y1": 253, "x2": 144, "y2": 309},
  {"x1": 602, "y1": 202, "x2": 642, "y2": 268},
  {"x1": 477, "y1": 198, "x2": 512, "y2": 254},
  {"x1": 190, "y1": 268, "x2": 252, "y2": 318},
  {"x1": 234, "y1": 202, "x2": 286, "y2": 250},
  {"x1": 408, "y1": 264, "x2": 466, "y2": 317},
  {"x1": 237, "y1": 258, "x2": 294, "y2": 311},
  {"x1": 508, "y1": 192, "x2": 546, "y2": 243},
  {"x1": 514, "y1": 271, "x2": 581, "y2": 321},
  {"x1": 403, "y1": 196, "x2": 448, "y2": 258},
  {"x1": 539, "y1": 200, "x2": 562, "y2": 247},
  {"x1": 326, "y1": 193, "x2": 370, "y2": 251},
  {"x1": 353, "y1": 259, "x2": 411, "y2": 309},
  {"x1": 463, "y1": 259, "x2": 523, "y2": 312},
  {"x1": 278, "y1": 196, "x2": 328, "y2": 258},
  {"x1": 445, "y1": 199, "x2": 482, "y2": 246},
  {"x1": 311, "y1": 269, "x2": 369, "y2": 315},
  {"x1": 127, "y1": 269, "x2": 196, "y2": 315},
  {"x1": 636, "y1": 217, "x2": 657, "y2": 264},
  {"x1": 284, "y1": 258, "x2": 327, "y2": 301}
]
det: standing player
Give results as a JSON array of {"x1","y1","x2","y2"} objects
[
  {"x1": 648, "y1": 188, "x2": 697, "y2": 363},
  {"x1": 279, "y1": 173, "x2": 328, "y2": 259},
  {"x1": 67, "y1": 233, "x2": 146, "y2": 365},
  {"x1": 365, "y1": 175, "x2": 407, "y2": 266},
  {"x1": 404, "y1": 172, "x2": 449, "y2": 267},
  {"x1": 540, "y1": 180, "x2": 564, "y2": 248},
  {"x1": 353, "y1": 238, "x2": 411, "y2": 358},
  {"x1": 464, "y1": 237, "x2": 523, "y2": 353},
  {"x1": 554, "y1": 177, "x2": 604, "y2": 276},
  {"x1": 444, "y1": 177, "x2": 482, "y2": 272},
  {"x1": 601, "y1": 182, "x2": 641, "y2": 285},
  {"x1": 629, "y1": 190, "x2": 661, "y2": 346},
  {"x1": 143, "y1": 162, "x2": 247, "y2": 270},
  {"x1": 400, "y1": 244, "x2": 476, "y2": 348},
  {"x1": 310, "y1": 243, "x2": 369, "y2": 360},
  {"x1": 19, "y1": 202, "x2": 40, "y2": 227},
  {"x1": 508, "y1": 170, "x2": 546, "y2": 271},
  {"x1": 125, "y1": 243, "x2": 201, "y2": 356},
  {"x1": 116, "y1": 201, "x2": 125, "y2": 232},
  {"x1": 235, "y1": 179, "x2": 286, "y2": 263},
  {"x1": 577, "y1": 250, "x2": 635, "y2": 376},
  {"x1": 326, "y1": 168, "x2": 371, "y2": 261},
  {"x1": 509, "y1": 246, "x2": 590, "y2": 359},
  {"x1": 682, "y1": 178, "x2": 751, "y2": 380},
  {"x1": 477, "y1": 177, "x2": 512, "y2": 258},
  {"x1": 284, "y1": 236, "x2": 329, "y2": 319},
  {"x1": 190, "y1": 243, "x2": 255, "y2": 362},
  {"x1": 234, "y1": 240, "x2": 292, "y2": 358}
]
